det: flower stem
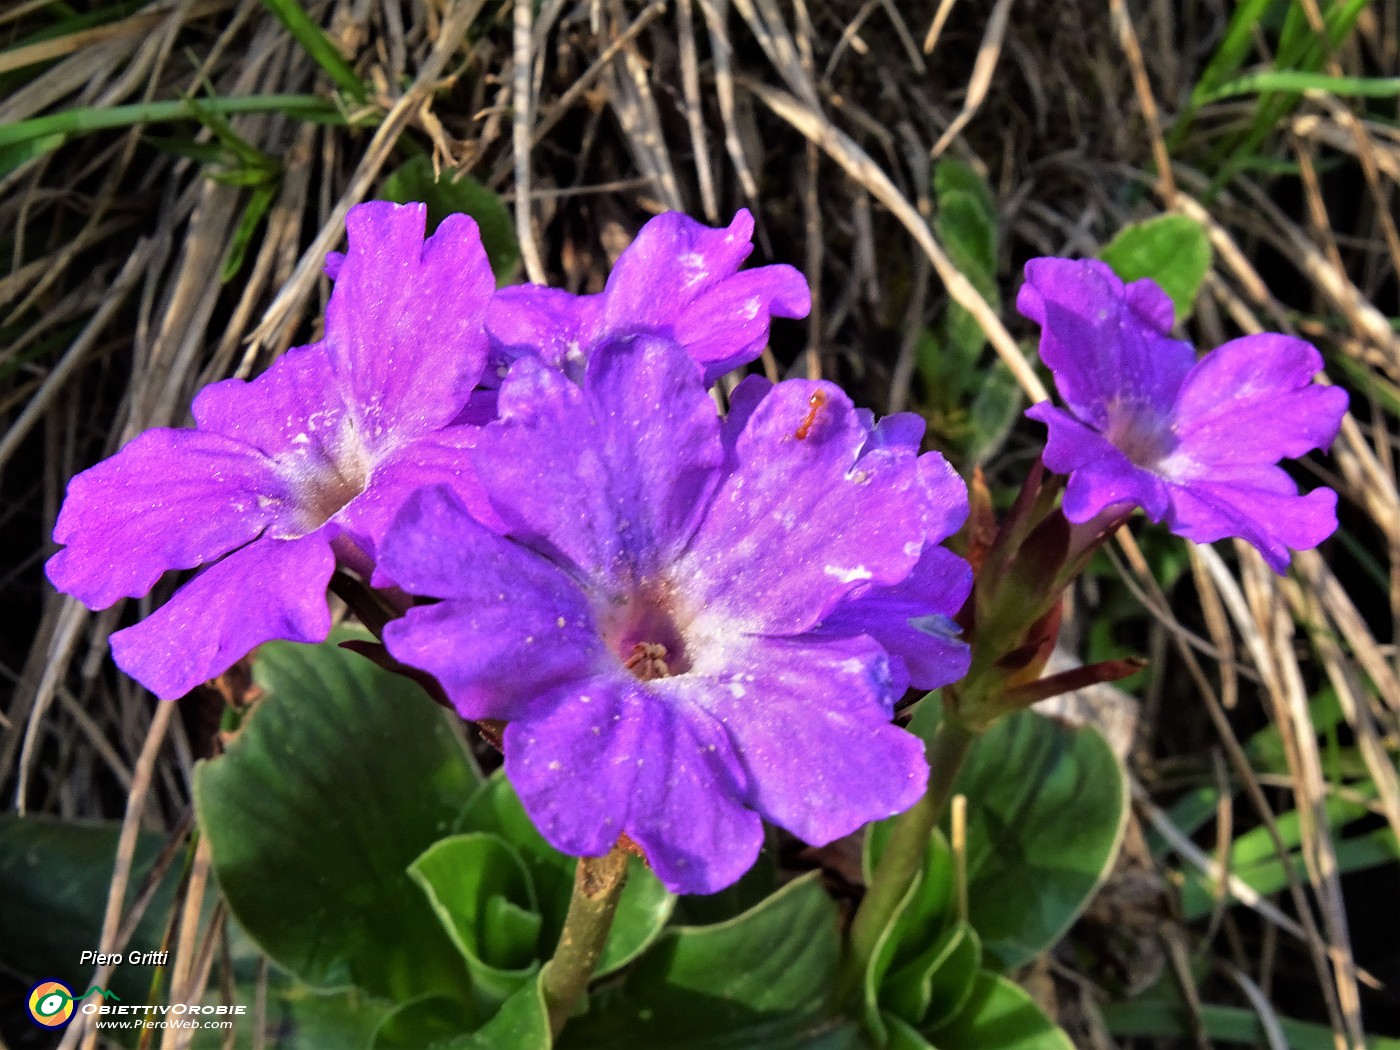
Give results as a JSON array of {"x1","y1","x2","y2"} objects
[
  {"x1": 540, "y1": 845, "x2": 630, "y2": 1037},
  {"x1": 838, "y1": 716, "x2": 977, "y2": 1006}
]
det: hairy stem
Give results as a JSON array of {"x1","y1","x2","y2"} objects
[
  {"x1": 541, "y1": 845, "x2": 630, "y2": 1037},
  {"x1": 837, "y1": 716, "x2": 977, "y2": 1006}
]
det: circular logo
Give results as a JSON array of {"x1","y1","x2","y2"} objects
[{"x1": 27, "y1": 980, "x2": 75, "y2": 1027}]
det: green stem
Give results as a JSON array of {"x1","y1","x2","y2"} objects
[
  {"x1": 838, "y1": 717, "x2": 977, "y2": 1006},
  {"x1": 540, "y1": 846, "x2": 630, "y2": 1037}
]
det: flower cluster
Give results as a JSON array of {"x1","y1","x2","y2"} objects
[
  {"x1": 46, "y1": 207, "x2": 1349, "y2": 892},
  {"x1": 48, "y1": 203, "x2": 971, "y2": 894}
]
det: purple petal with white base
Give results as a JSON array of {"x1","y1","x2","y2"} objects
[
  {"x1": 48, "y1": 201, "x2": 494, "y2": 695},
  {"x1": 381, "y1": 335, "x2": 970, "y2": 894},
  {"x1": 1020, "y1": 257, "x2": 1348, "y2": 574},
  {"x1": 483, "y1": 210, "x2": 809, "y2": 392}
]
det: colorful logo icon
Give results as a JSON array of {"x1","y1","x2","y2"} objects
[
  {"x1": 26, "y1": 981, "x2": 120, "y2": 1027},
  {"x1": 27, "y1": 980, "x2": 76, "y2": 1027}
]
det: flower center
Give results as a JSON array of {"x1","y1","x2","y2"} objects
[
  {"x1": 599, "y1": 582, "x2": 694, "y2": 681},
  {"x1": 1104, "y1": 401, "x2": 1175, "y2": 470},
  {"x1": 276, "y1": 412, "x2": 376, "y2": 537},
  {"x1": 303, "y1": 453, "x2": 371, "y2": 529}
]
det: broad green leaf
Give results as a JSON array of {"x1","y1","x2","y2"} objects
[
  {"x1": 862, "y1": 823, "x2": 976, "y2": 1035},
  {"x1": 669, "y1": 831, "x2": 779, "y2": 926},
  {"x1": 924, "y1": 972, "x2": 1071, "y2": 1049},
  {"x1": 0, "y1": 815, "x2": 181, "y2": 1005},
  {"x1": 194, "y1": 636, "x2": 479, "y2": 1002},
  {"x1": 1098, "y1": 215, "x2": 1211, "y2": 321},
  {"x1": 371, "y1": 994, "x2": 488, "y2": 1050},
  {"x1": 265, "y1": 985, "x2": 396, "y2": 1050},
  {"x1": 456, "y1": 975, "x2": 551, "y2": 1050},
  {"x1": 457, "y1": 773, "x2": 674, "y2": 977},
  {"x1": 911, "y1": 700, "x2": 1128, "y2": 970},
  {"x1": 887, "y1": 1013, "x2": 935, "y2": 1049},
  {"x1": 410, "y1": 833, "x2": 542, "y2": 1007},
  {"x1": 558, "y1": 875, "x2": 844, "y2": 1049},
  {"x1": 888, "y1": 922, "x2": 982, "y2": 1032},
  {"x1": 381, "y1": 154, "x2": 520, "y2": 280}
]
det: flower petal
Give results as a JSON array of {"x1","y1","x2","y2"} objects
[
  {"x1": 680, "y1": 380, "x2": 925, "y2": 634},
  {"x1": 601, "y1": 210, "x2": 760, "y2": 329},
  {"x1": 380, "y1": 487, "x2": 605, "y2": 718},
  {"x1": 1170, "y1": 333, "x2": 1349, "y2": 469},
  {"x1": 323, "y1": 202, "x2": 492, "y2": 438},
  {"x1": 662, "y1": 634, "x2": 927, "y2": 846},
  {"x1": 673, "y1": 264, "x2": 811, "y2": 383},
  {"x1": 816, "y1": 545, "x2": 972, "y2": 691},
  {"x1": 473, "y1": 336, "x2": 722, "y2": 588},
  {"x1": 1165, "y1": 476, "x2": 1339, "y2": 575},
  {"x1": 484, "y1": 284, "x2": 603, "y2": 380},
  {"x1": 504, "y1": 679, "x2": 763, "y2": 894},
  {"x1": 1026, "y1": 402, "x2": 1169, "y2": 521},
  {"x1": 109, "y1": 533, "x2": 334, "y2": 699},
  {"x1": 338, "y1": 426, "x2": 503, "y2": 563},
  {"x1": 191, "y1": 342, "x2": 347, "y2": 455},
  {"x1": 1019, "y1": 258, "x2": 1195, "y2": 427},
  {"x1": 47, "y1": 429, "x2": 293, "y2": 609}
]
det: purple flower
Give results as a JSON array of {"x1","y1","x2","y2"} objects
[
  {"x1": 378, "y1": 336, "x2": 970, "y2": 894},
  {"x1": 481, "y1": 210, "x2": 809, "y2": 398},
  {"x1": 1019, "y1": 258, "x2": 1349, "y2": 574},
  {"x1": 46, "y1": 202, "x2": 496, "y2": 699}
]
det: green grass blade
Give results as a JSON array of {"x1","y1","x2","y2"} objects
[
  {"x1": 1197, "y1": 70, "x2": 1400, "y2": 103},
  {"x1": 1190, "y1": 0, "x2": 1281, "y2": 102},
  {"x1": 1102, "y1": 1001, "x2": 1400, "y2": 1049},
  {"x1": 259, "y1": 0, "x2": 366, "y2": 101},
  {"x1": 0, "y1": 93, "x2": 342, "y2": 152}
]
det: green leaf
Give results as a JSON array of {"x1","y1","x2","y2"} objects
[
  {"x1": 669, "y1": 831, "x2": 779, "y2": 926},
  {"x1": 1101, "y1": 999, "x2": 1400, "y2": 1050},
  {"x1": 1196, "y1": 70, "x2": 1400, "y2": 103},
  {"x1": 934, "y1": 160, "x2": 997, "y2": 231},
  {"x1": 965, "y1": 364, "x2": 1023, "y2": 466},
  {"x1": 222, "y1": 182, "x2": 277, "y2": 282},
  {"x1": 558, "y1": 875, "x2": 844, "y2": 1049},
  {"x1": 371, "y1": 994, "x2": 488, "y2": 1050},
  {"x1": 924, "y1": 972, "x2": 1071, "y2": 1049},
  {"x1": 925, "y1": 159, "x2": 1000, "y2": 407},
  {"x1": 260, "y1": 0, "x2": 367, "y2": 101},
  {"x1": 0, "y1": 94, "x2": 341, "y2": 152},
  {"x1": 194, "y1": 635, "x2": 480, "y2": 1002},
  {"x1": 409, "y1": 833, "x2": 542, "y2": 1008},
  {"x1": 0, "y1": 815, "x2": 181, "y2": 1005},
  {"x1": 1098, "y1": 215, "x2": 1212, "y2": 321},
  {"x1": 914, "y1": 701, "x2": 1128, "y2": 970},
  {"x1": 457, "y1": 975, "x2": 551, "y2": 1049},
  {"x1": 457, "y1": 773, "x2": 673, "y2": 978},
  {"x1": 888, "y1": 922, "x2": 982, "y2": 1032},
  {"x1": 266, "y1": 985, "x2": 396, "y2": 1050},
  {"x1": 381, "y1": 155, "x2": 520, "y2": 281}
]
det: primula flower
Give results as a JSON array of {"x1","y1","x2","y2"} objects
[
  {"x1": 1019, "y1": 258, "x2": 1348, "y2": 574},
  {"x1": 378, "y1": 336, "x2": 971, "y2": 894},
  {"x1": 481, "y1": 210, "x2": 809, "y2": 396},
  {"x1": 46, "y1": 202, "x2": 495, "y2": 699}
]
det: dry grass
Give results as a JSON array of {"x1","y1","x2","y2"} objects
[{"x1": 2, "y1": 1, "x2": 1398, "y2": 1046}]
